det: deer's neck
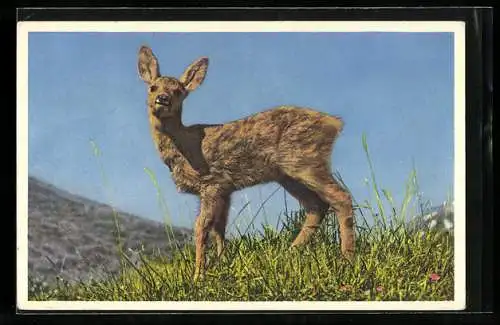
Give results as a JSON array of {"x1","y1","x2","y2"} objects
[
  {"x1": 149, "y1": 111, "x2": 210, "y2": 175},
  {"x1": 148, "y1": 109, "x2": 180, "y2": 158}
]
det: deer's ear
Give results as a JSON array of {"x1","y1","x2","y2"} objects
[
  {"x1": 138, "y1": 46, "x2": 160, "y2": 84},
  {"x1": 179, "y1": 57, "x2": 209, "y2": 92}
]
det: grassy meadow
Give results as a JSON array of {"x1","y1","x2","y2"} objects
[{"x1": 28, "y1": 135, "x2": 454, "y2": 301}]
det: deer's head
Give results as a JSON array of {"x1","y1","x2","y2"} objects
[{"x1": 137, "y1": 46, "x2": 208, "y2": 124}]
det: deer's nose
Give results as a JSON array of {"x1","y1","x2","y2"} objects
[{"x1": 155, "y1": 94, "x2": 171, "y2": 106}]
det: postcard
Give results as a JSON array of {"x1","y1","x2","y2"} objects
[{"x1": 17, "y1": 20, "x2": 465, "y2": 311}]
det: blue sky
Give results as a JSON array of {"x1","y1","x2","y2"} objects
[{"x1": 28, "y1": 31, "x2": 454, "y2": 233}]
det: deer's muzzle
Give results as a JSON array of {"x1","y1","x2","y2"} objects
[{"x1": 155, "y1": 94, "x2": 171, "y2": 106}]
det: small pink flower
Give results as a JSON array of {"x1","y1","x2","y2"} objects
[
  {"x1": 429, "y1": 273, "x2": 441, "y2": 282},
  {"x1": 376, "y1": 285, "x2": 384, "y2": 292}
]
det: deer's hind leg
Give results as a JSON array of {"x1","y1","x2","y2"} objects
[
  {"x1": 282, "y1": 166, "x2": 355, "y2": 260},
  {"x1": 279, "y1": 176, "x2": 329, "y2": 247}
]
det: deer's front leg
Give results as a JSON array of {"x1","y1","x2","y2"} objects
[
  {"x1": 193, "y1": 188, "x2": 227, "y2": 282},
  {"x1": 211, "y1": 195, "x2": 230, "y2": 259}
]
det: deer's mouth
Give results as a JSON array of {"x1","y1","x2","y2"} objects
[{"x1": 155, "y1": 94, "x2": 171, "y2": 106}]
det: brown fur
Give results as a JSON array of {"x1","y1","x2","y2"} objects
[{"x1": 137, "y1": 46, "x2": 355, "y2": 281}]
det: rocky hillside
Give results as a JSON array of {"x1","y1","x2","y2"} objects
[
  {"x1": 27, "y1": 176, "x2": 192, "y2": 287},
  {"x1": 410, "y1": 200, "x2": 454, "y2": 233}
]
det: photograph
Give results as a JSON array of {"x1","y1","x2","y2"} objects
[{"x1": 17, "y1": 20, "x2": 465, "y2": 311}]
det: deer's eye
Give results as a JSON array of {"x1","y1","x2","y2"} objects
[{"x1": 149, "y1": 85, "x2": 158, "y2": 92}]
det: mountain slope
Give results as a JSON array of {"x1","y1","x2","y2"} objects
[
  {"x1": 409, "y1": 200, "x2": 454, "y2": 233},
  {"x1": 27, "y1": 176, "x2": 192, "y2": 286}
]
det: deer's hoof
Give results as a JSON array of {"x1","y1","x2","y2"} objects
[
  {"x1": 342, "y1": 250, "x2": 355, "y2": 262},
  {"x1": 193, "y1": 271, "x2": 205, "y2": 282}
]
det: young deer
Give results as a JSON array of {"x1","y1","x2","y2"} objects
[{"x1": 137, "y1": 46, "x2": 355, "y2": 281}]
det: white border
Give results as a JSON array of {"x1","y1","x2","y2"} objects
[{"x1": 16, "y1": 21, "x2": 466, "y2": 311}]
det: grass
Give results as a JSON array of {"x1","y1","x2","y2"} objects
[{"x1": 28, "y1": 134, "x2": 454, "y2": 301}]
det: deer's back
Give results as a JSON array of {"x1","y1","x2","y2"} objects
[{"x1": 198, "y1": 105, "x2": 343, "y2": 191}]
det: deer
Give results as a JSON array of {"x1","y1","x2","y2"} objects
[{"x1": 137, "y1": 45, "x2": 355, "y2": 281}]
